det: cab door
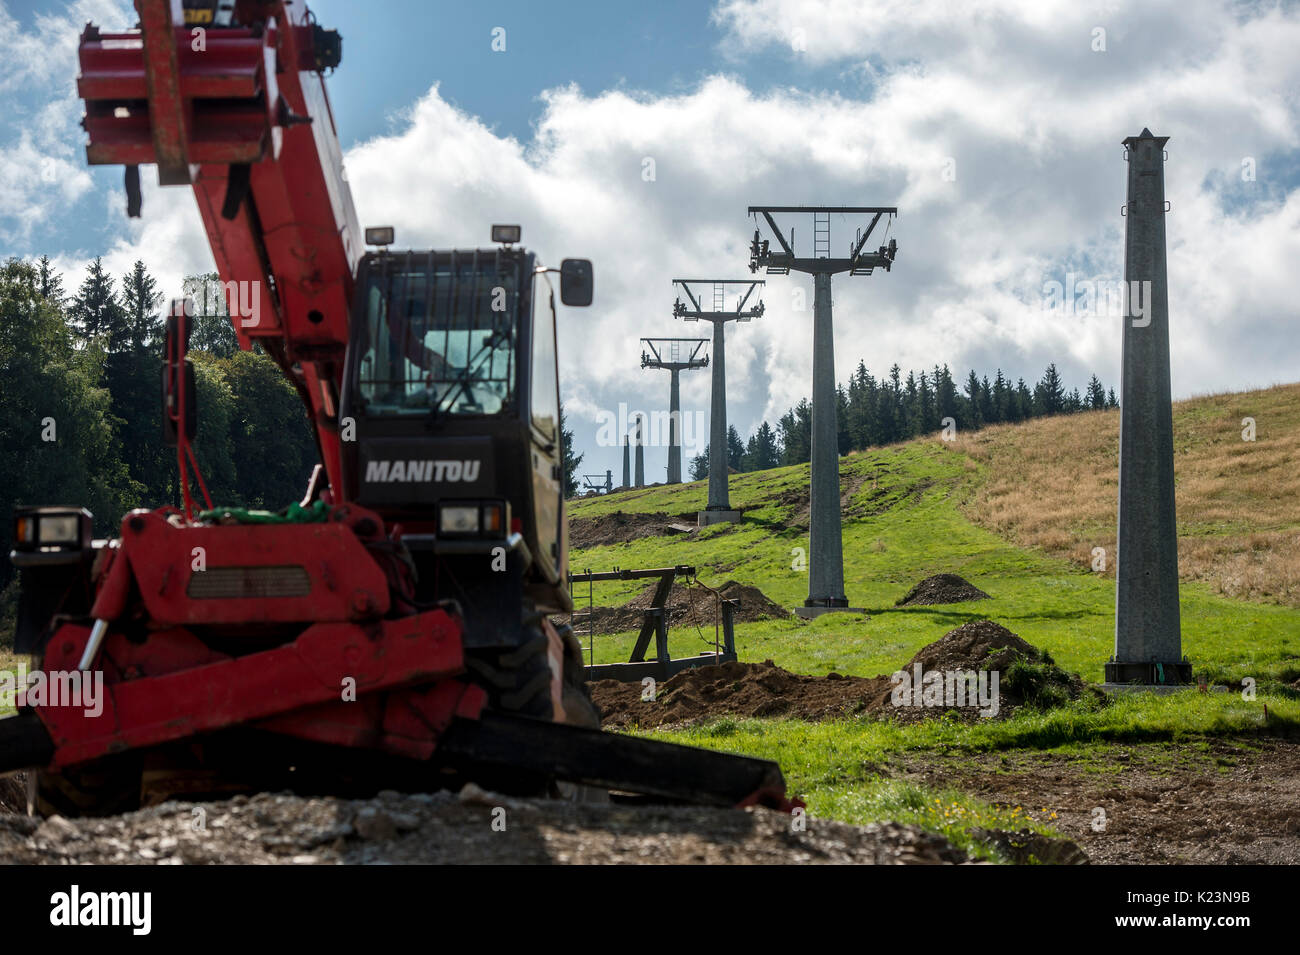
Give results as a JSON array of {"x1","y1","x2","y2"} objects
[{"x1": 529, "y1": 278, "x2": 563, "y2": 585}]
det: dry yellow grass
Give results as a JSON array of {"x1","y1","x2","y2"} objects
[{"x1": 954, "y1": 382, "x2": 1300, "y2": 607}]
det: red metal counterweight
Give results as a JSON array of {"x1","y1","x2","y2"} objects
[{"x1": 36, "y1": 611, "x2": 485, "y2": 769}]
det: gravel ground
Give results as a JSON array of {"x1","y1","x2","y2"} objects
[{"x1": 0, "y1": 785, "x2": 974, "y2": 865}]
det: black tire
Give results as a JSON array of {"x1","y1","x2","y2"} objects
[
  {"x1": 28, "y1": 755, "x2": 142, "y2": 818},
  {"x1": 555, "y1": 621, "x2": 602, "y2": 728},
  {"x1": 463, "y1": 609, "x2": 555, "y2": 719},
  {"x1": 552, "y1": 622, "x2": 608, "y2": 802}
]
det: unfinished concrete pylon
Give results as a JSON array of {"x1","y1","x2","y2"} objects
[
  {"x1": 633, "y1": 416, "x2": 645, "y2": 487},
  {"x1": 1106, "y1": 128, "x2": 1191, "y2": 687}
]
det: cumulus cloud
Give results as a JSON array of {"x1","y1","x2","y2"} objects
[
  {"x1": 0, "y1": 0, "x2": 134, "y2": 243},
  {"x1": 13, "y1": 0, "x2": 1300, "y2": 478},
  {"x1": 703, "y1": 0, "x2": 1300, "y2": 406}
]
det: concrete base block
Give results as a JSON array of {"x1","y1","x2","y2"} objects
[
  {"x1": 697, "y1": 509, "x2": 742, "y2": 527},
  {"x1": 1100, "y1": 683, "x2": 1194, "y2": 696},
  {"x1": 1104, "y1": 660, "x2": 1193, "y2": 685},
  {"x1": 793, "y1": 605, "x2": 868, "y2": 620}
]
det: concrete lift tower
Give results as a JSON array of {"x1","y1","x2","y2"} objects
[
  {"x1": 640, "y1": 338, "x2": 709, "y2": 484},
  {"x1": 1106, "y1": 129, "x2": 1191, "y2": 688},
  {"x1": 621, "y1": 434, "x2": 631, "y2": 489},
  {"x1": 749, "y1": 205, "x2": 898, "y2": 618},
  {"x1": 672, "y1": 279, "x2": 765, "y2": 526},
  {"x1": 634, "y1": 414, "x2": 646, "y2": 487}
]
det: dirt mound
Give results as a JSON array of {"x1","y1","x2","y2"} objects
[
  {"x1": 896, "y1": 574, "x2": 991, "y2": 606},
  {"x1": 569, "y1": 511, "x2": 698, "y2": 550},
  {"x1": 580, "y1": 580, "x2": 788, "y2": 633},
  {"x1": 901, "y1": 620, "x2": 1091, "y2": 710},
  {"x1": 593, "y1": 660, "x2": 889, "y2": 728},
  {"x1": 906, "y1": 619, "x2": 1033, "y2": 671},
  {"x1": 711, "y1": 581, "x2": 788, "y2": 619},
  {"x1": 593, "y1": 620, "x2": 1089, "y2": 729},
  {"x1": 0, "y1": 788, "x2": 971, "y2": 865}
]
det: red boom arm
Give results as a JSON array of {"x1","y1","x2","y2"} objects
[{"x1": 77, "y1": 0, "x2": 361, "y2": 500}]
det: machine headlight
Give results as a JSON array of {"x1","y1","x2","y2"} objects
[
  {"x1": 39, "y1": 514, "x2": 82, "y2": 545},
  {"x1": 438, "y1": 504, "x2": 480, "y2": 535},
  {"x1": 11, "y1": 506, "x2": 93, "y2": 553}
]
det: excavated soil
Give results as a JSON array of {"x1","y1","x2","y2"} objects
[
  {"x1": 896, "y1": 573, "x2": 991, "y2": 606},
  {"x1": 593, "y1": 620, "x2": 1087, "y2": 729},
  {"x1": 576, "y1": 580, "x2": 789, "y2": 633},
  {"x1": 0, "y1": 786, "x2": 972, "y2": 865},
  {"x1": 900, "y1": 738, "x2": 1300, "y2": 865},
  {"x1": 568, "y1": 511, "x2": 700, "y2": 550},
  {"x1": 594, "y1": 660, "x2": 887, "y2": 727},
  {"x1": 909, "y1": 619, "x2": 1033, "y2": 672}
]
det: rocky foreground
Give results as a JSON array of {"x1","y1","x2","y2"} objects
[{"x1": 0, "y1": 785, "x2": 974, "y2": 865}]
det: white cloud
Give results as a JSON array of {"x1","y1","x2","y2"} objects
[
  {"x1": 17, "y1": 0, "x2": 1300, "y2": 480},
  {"x1": 0, "y1": 0, "x2": 134, "y2": 242},
  {"x1": 707, "y1": 0, "x2": 1300, "y2": 398}
]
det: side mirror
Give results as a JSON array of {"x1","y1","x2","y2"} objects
[{"x1": 559, "y1": 259, "x2": 593, "y2": 307}]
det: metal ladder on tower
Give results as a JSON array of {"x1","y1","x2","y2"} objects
[
  {"x1": 712, "y1": 282, "x2": 725, "y2": 312},
  {"x1": 814, "y1": 210, "x2": 831, "y2": 259}
]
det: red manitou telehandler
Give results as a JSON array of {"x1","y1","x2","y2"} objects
[{"x1": 0, "y1": 0, "x2": 795, "y2": 816}]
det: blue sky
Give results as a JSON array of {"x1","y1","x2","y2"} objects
[
  {"x1": 2, "y1": 0, "x2": 1299, "y2": 483},
  {"x1": 3, "y1": 0, "x2": 870, "y2": 274},
  {"x1": 316, "y1": 0, "x2": 809, "y2": 147}
]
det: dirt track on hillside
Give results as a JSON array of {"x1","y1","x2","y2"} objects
[{"x1": 568, "y1": 511, "x2": 701, "y2": 549}]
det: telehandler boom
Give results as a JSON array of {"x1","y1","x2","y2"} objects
[{"x1": 0, "y1": 0, "x2": 796, "y2": 816}]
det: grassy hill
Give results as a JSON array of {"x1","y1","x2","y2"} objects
[
  {"x1": 3, "y1": 384, "x2": 1297, "y2": 859},
  {"x1": 567, "y1": 383, "x2": 1300, "y2": 688},
  {"x1": 565, "y1": 384, "x2": 1300, "y2": 859},
  {"x1": 962, "y1": 382, "x2": 1300, "y2": 607}
]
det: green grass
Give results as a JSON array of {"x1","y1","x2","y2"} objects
[
  {"x1": 569, "y1": 442, "x2": 1300, "y2": 688},
  {"x1": 568, "y1": 436, "x2": 1300, "y2": 854},
  {"x1": 636, "y1": 690, "x2": 1299, "y2": 859},
  {"x1": 5, "y1": 423, "x2": 1298, "y2": 859}
]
